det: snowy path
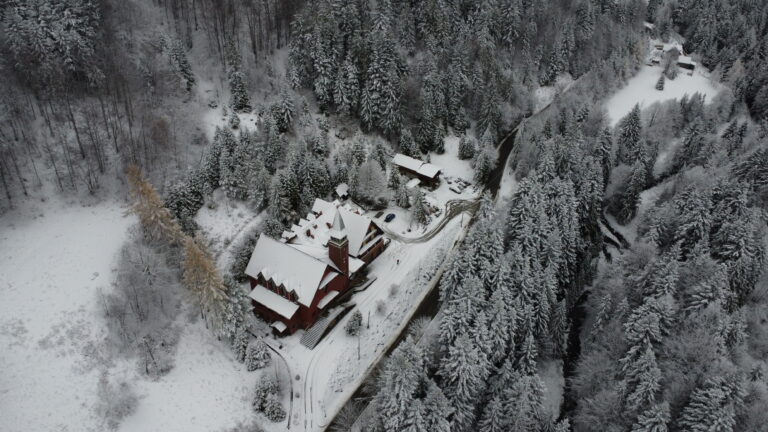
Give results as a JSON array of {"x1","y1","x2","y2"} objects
[{"x1": 0, "y1": 199, "x2": 135, "y2": 432}]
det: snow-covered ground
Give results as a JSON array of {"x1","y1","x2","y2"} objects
[
  {"x1": 194, "y1": 189, "x2": 263, "y2": 260},
  {"x1": 264, "y1": 215, "x2": 467, "y2": 431},
  {"x1": 200, "y1": 106, "x2": 260, "y2": 141},
  {"x1": 429, "y1": 135, "x2": 474, "y2": 181},
  {"x1": 605, "y1": 64, "x2": 721, "y2": 126},
  {"x1": 534, "y1": 74, "x2": 574, "y2": 112},
  {"x1": 117, "y1": 323, "x2": 269, "y2": 432},
  {"x1": 539, "y1": 359, "x2": 565, "y2": 423},
  {"x1": 0, "y1": 197, "x2": 135, "y2": 432}
]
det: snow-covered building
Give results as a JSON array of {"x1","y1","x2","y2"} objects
[
  {"x1": 335, "y1": 183, "x2": 349, "y2": 200},
  {"x1": 392, "y1": 153, "x2": 442, "y2": 186},
  {"x1": 677, "y1": 55, "x2": 696, "y2": 71},
  {"x1": 245, "y1": 199, "x2": 388, "y2": 335}
]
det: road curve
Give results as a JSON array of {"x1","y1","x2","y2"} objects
[{"x1": 377, "y1": 199, "x2": 479, "y2": 243}]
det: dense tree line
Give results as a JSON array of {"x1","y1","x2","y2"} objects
[{"x1": 288, "y1": 0, "x2": 646, "y2": 153}]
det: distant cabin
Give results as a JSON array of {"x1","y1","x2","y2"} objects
[
  {"x1": 392, "y1": 153, "x2": 442, "y2": 187},
  {"x1": 677, "y1": 55, "x2": 696, "y2": 71}
]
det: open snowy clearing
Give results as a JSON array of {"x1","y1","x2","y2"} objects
[
  {"x1": 429, "y1": 135, "x2": 474, "y2": 181},
  {"x1": 0, "y1": 197, "x2": 134, "y2": 432},
  {"x1": 605, "y1": 64, "x2": 721, "y2": 126}
]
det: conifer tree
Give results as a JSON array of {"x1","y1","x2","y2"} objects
[
  {"x1": 396, "y1": 180, "x2": 410, "y2": 208},
  {"x1": 677, "y1": 376, "x2": 744, "y2": 432},
  {"x1": 165, "y1": 37, "x2": 195, "y2": 91},
  {"x1": 411, "y1": 187, "x2": 428, "y2": 226},
  {"x1": 458, "y1": 134, "x2": 476, "y2": 160},
  {"x1": 631, "y1": 402, "x2": 669, "y2": 432},
  {"x1": 334, "y1": 54, "x2": 360, "y2": 115},
  {"x1": 246, "y1": 338, "x2": 271, "y2": 371},
  {"x1": 617, "y1": 105, "x2": 642, "y2": 166},
  {"x1": 399, "y1": 128, "x2": 418, "y2": 157},
  {"x1": 127, "y1": 165, "x2": 184, "y2": 245},
  {"x1": 182, "y1": 236, "x2": 229, "y2": 335},
  {"x1": 224, "y1": 37, "x2": 251, "y2": 112},
  {"x1": 438, "y1": 332, "x2": 489, "y2": 432}
]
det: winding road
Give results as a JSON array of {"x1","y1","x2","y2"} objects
[{"x1": 377, "y1": 199, "x2": 479, "y2": 243}]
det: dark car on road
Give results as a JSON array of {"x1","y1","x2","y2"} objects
[{"x1": 384, "y1": 213, "x2": 396, "y2": 223}]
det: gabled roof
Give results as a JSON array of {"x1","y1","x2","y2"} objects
[
  {"x1": 338, "y1": 206, "x2": 375, "y2": 256},
  {"x1": 249, "y1": 284, "x2": 300, "y2": 319},
  {"x1": 245, "y1": 234, "x2": 333, "y2": 307},
  {"x1": 392, "y1": 153, "x2": 441, "y2": 179}
]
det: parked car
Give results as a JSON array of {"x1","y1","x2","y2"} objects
[{"x1": 384, "y1": 213, "x2": 396, "y2": 223}]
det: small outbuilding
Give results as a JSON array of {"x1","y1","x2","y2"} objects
[
  {"x1": 335, "y1": 183, "x2": 349, "y2": 200},
  {"x1": 677, "y1": 55, "x2": 696, "y2": 71}
]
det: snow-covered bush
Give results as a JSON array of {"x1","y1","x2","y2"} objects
[
  {"x1": 246, "y1": 338, "x2": 271, "y2": 371},
  {"x1": 229, "y1": 226, "x2": 262, "y2": 282},
  {"x1": 104, "y1": 236, "x2": 183, "y2": 378},
  {"x1": 232, "y1": 326, "x2": 249, "y2": 363},
  {"x1": 229, "y1": 113, "x2": 240, "y2": 129},
  {"x1": 95, "y1": 372, "x2": 138, "y2": 430},
  {"x1": 253, "y1": 377, "x2": 285, "y2": 422},
  {"x1": 263, "y1": 394, "x2": 286, "y2": 422},
  {"x1": 253, "y1": 377, "x2": 279, "y2": 411},
  {"x1": 458, "y1": 135, "x2": 476, "y2": 160},
  {"x1": 345, "y1": 310, "x2": 363, "y2": 336},
  {"x1": 375, "y1": 299, "x2": 387, "y2": 316}
]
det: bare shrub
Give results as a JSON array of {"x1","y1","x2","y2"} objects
[
  {"x1": 375, "y1": 300, "x2": 387, "y2": 315},
  {"x1": 103, "y1": 230, "x2": 184, "y2": 378},
  {"x1": 95, "y1": 372, "x2": 138, "y2": 430}
]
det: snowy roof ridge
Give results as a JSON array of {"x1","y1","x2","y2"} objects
[{"x1": 392, "y1": 153, "x2": 441, "y2": 178}]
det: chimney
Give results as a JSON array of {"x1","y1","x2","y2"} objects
[{"x1": 328, "y1": 210, "x2": 349, "y2": 275}]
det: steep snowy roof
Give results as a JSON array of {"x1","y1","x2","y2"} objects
[
  {"x1": 317, "y1": 290, "x2": 340, "y2": 309},
  {"x1": 301, "y1": 198, "x2": 379, "y2": 257},
  {"x1": 335, "y1": 183, "x2": 349, "y2": 197},
  {"x1": 338, "y1": 206, "x2": 374, "y2": 256},
  {"x1": 392, "y1": 153, "x2": 441, "y2": 179},
  {"x1": 248, "y1": 284, "x2": 300, "y2": 319},
  {"x1": 245, "y1": 234, "x2": 331, "y2": 307}
]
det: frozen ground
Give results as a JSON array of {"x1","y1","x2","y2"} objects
[
  {"x1": 117, "y1": 323, "x2": 275, "y2": 432},
  {"x1": 429, "y1": 135, "x2": 474, "y2": 181},
  {"x1": 200, "y1": 106, "x2": 260, "y2": 141},
  {"x1": 605, "y1": 64, "x2": 721, "y2": 126},
  {"x1": 194, "y1": 189, "x2": 263, "y2": 260},
  {"x1": 0, "y1": 196, "x2": 134, "y2": 432},
  {"x1": 534, "y1": 74, "x2": 575, "y2": 112}
]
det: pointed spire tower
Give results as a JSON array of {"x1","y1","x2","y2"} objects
[{"x1": 328, "y1": 210, "x2": 349, "y2": 274}]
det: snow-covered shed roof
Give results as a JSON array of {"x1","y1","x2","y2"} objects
[
  {"x1": 245, "y1": 234, "x2": 334, "y2": 307},
  {"x1": 335, "y1": 183, "x2": 349, "y2": 197},
  {"x1": 392, "y1": 154, "x2": 441, "y2": 179},
  {"x1": 249, "y1": 284, "x2": 300, "y2": 319},
  {"x1": 405, "y1": 178, "x2": 421, "y2": 189},
  {"x1": 677, "y1": 55, "x2": 696, "y2": 66}
]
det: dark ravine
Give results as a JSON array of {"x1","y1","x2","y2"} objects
[{"x1": 560, "y1": 290, "x2": 591, "y2": 418}]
